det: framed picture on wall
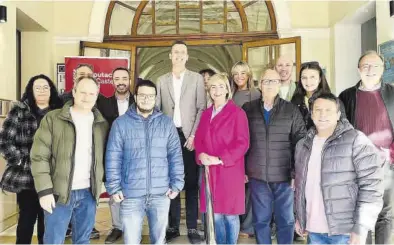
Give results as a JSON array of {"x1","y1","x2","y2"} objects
[
  {"x1": 57, "y1": 63, "x2": 65, "y2": 94},
  {"x1": 379, "y1": 40, "x2": 394, "y2": 83}
]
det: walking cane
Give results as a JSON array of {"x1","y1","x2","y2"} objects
[{"x1": 204, "y1": 165, "x2": 217, "y2": 245}]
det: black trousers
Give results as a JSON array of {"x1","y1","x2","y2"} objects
[
  {"x1": 168, "y1": 128, "x2": 199, "y2": 230},
  {"x1": 16, "y1": 189, "x2": 44, "y2": 244}
]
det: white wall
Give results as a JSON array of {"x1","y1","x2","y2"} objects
[
  {"x1": 331, "y1": 1, "x2": 376, "y2": 95},
  {"x1": 333, "y1": 24, "x2": 361, "y2": 95}
]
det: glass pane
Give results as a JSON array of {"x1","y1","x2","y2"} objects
[
  {"x1": 109, "y1": 50, "x2": 131, "y2": 60},
  {"x1": 179, "y1": 1, "x2": 199, "y2": 8},
  {"x1": 84, "y1": 47, "x2": 107, "y2": 57},
  {"x1": 84, "y1": 48, "x2": 131, "y2": 61},
  {"x1": 155, "y1": 1, "x2": 176, "y2": 24},
  {"x1": 156, "y1": 25, "x2": 176, "y2": 35},
  {"x1": 203, "y1": 1, "x2": 224, "y2": 22},
  {"x1": 203, "y1": 24, "x2": 224, "y2": 33},
  {"x1": 137, "y1": 14, "x2": 152, "y2": 35},
  {"x1": 109, "y1": 2, "x2": 135, "y2": 35},
  {"x1": 244, "y1": 1, "x2": 271, "y2": 31},
  {"x1": 180, "y1": 7, "x2": 200, "y2": 34},
  {"x1": 247, "y1": 43, "x2": 297, "y2": 87},
  {"x1": 118, "y1": 1, "x2": 140, "y2": 9},
  {"x1": 227, "y1": 11, "x2": 242, "y2": 32}
]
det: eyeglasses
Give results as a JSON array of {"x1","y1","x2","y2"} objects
[
  {"x1": 34, "y1": 86, "x2": 50, "y2": 92},
  {"x1": 137, "y1": 94, "x2": 156, "y2": 100},
  {"x1": 261, "y1": 79, "x2": 281, "y2": 85}
]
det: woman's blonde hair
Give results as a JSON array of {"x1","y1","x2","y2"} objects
[
  {"x1": 230, "y1": 61, "x2": 254, "y2": 92},
  {"x1": 207, "y1": 73, "x2": 233, "y2": 106}
]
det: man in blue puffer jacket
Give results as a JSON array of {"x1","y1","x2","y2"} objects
[{"x1": 105, "y1": 79, "x2": 184, "y2": 244}]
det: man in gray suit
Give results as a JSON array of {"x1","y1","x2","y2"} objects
[{"x1": 156, "y1": 41, "x2": 206, "y2": 244}]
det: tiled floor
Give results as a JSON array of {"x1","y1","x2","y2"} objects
[{"x1": 0, "y1": 200, "x2": 260, "y2": 244}]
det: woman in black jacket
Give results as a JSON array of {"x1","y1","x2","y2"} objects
[
  {"x1": 0, "y1": 74, "x2": 62, "y2": 244},
  {"x1": 291, "y1": 62, "x2": 331, "y2": 129}
]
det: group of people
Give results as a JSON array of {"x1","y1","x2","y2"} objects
[{"x1": 0, "y1": 40, "x2": 391, "y2": 245}]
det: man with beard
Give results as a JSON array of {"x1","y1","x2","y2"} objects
[
  {"x1": 275, "y1": 56, "x2": 296, "y2": 101},
  {"x1": 96, "y1": 67, "x2": 135, "y2": 244},
  {"x1": 156, "y1": 41, "x2": 206, "y2": 244},
  {"x1": 61, "y1": 64, "x2": 94, "y2": 104},
  {"x1": 105, "y1": 79, "x2": 184, "y2": 244}
]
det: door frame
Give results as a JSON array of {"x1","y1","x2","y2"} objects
[
  {"x1": 242, "y1": 37, "x2": 302, "y2": 79},
  {"x1": 80, "y1": 36, "x2": 301, "y2": 90}
]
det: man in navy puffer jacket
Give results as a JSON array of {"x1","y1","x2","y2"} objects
[{"x1": 105, "y1": 79, "x2": 184, "y2": 244}]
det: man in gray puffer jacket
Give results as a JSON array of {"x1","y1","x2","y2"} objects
[{"x1": 295, "y1": 93, "x2": 384, "y2": 245}]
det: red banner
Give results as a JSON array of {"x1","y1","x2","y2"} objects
[{"x1": 65, "y1": 57, "x2": 129, "y2": 97}]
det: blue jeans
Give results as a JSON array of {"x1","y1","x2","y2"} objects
[
  {"x1": 250, "y1": 179, "x2": 294, "y2": 244},
  {"x1": 214, "y1": 214, "x2": 240, "y2": 244},
  {"x1": 44, "y1": 189, "x2": 96, "y2": 244},
  {"x1": 307, "y1": 232, "x2": 350, "y2": 244},
  {"x1": 121, "y1": 195, "x2": 170, "y2": 244}
]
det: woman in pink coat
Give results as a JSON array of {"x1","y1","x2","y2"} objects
[{"x1": 194, "y1": 73, "x2": 250, "y2": 244}]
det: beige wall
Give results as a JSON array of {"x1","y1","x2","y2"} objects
[
  {"x1": 376, "y1": 0, "x2": 394, "y2": 46},
  {"x1": 329, "y1": 1, "x2": 368, "y2": 26},
  {"x1": 53, "y1": 1, "x2": 92, "y2": 37},
  {"x1": 21, "y1": 32, "x2": 54, "y2": 89},
  {"x1": 0, "y1": 2, "x2": 17, "y2": 101},
  {"x1": 289, "y1": 1, "x2": 330, "y2": 28}
]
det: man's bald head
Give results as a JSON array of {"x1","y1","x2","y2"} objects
[{"x1": 275, "y1": 55, "x2": 294, "y2": 83}]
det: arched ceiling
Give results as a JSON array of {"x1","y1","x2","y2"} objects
[{"x1": 137, "y1": 45, "x2": 242, "y2": 82}]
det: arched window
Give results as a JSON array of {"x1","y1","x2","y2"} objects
[
  {"x1": 81, "y1": 1, "x2": 301, "y2": 89},
  {"x1": 105, "y1": 0, "x2": 277, "y2": 37}
]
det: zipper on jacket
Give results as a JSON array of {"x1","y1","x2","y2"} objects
[
  {"x1": 300, "y1": 144, "x2": 311, "y2": 232},
  {"x1": 65, "y1": 122, "x2": 77, "y2": 203},
  {"x1": 91, "y1": 125, "x2": 97, "y2": 201},
  {"x1": 261, "y1": 103, "x2": 273, "y2": 182},
  {"x1": 144, "y1": 120, "x2": 151, "y2": 195}
]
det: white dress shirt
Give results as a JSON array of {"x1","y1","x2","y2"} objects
[
  {"x1": 172, "y1": 71, "x2": 185, "y2": 128},
  {"x1": 116, "y1": 93, "x2": 130, "y2": 116}
]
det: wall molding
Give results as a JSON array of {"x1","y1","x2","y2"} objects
[
  {"x1": 54, "y1": 36, "x2": 103, "y2": 44},
  {"x1": 279, "y1": 28, "x2": 331, "y2": 39}
]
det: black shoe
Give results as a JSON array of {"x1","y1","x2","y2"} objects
[
  {"x1": 271, "y1": 223, "x2": 276, "y2": 239},
  {"x1": 166, "y1": 228, "x2": 180, "y2": 243},
  {"x1": 105, "y1": 228, "x2": 123, "y2": 244},
  {"x1": 90, "y1": 227, "x2": 100, "y2": 240},
  {"x1": 187, "y1": 229, "x2": 202, "y2": 244},
  {"x1": 294, "y1": 231, "x2": 305, "y2": 241},
  {"x1": 65, "y1": 228, "x2": 72, "y2": 239}
]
